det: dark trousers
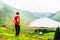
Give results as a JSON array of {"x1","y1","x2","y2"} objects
[{"x1": 15, "y1": 24, "x2": 20, "y2": 36}]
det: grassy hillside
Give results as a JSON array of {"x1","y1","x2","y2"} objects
[
  {"x1": 20, "y1": 11, "x2": 40, "y2": 32},
  {"x1": 0, "y1": 1, "x2": 17, "y2": 32},
  {"x1": 0, "y1": 0, "x2": 57, "y2": 32},
  {"x1": 0, "y1": 0, "x2": 39, "y2": 33},
  {"x1": 52, "y1": 11, "x2": 60, "y2": 22},
  {"x1": 0, "y1": 26, "x2": 54, "y2": 40},
  {"x1": 0, "y1": 0, "x2": 56, "y2": 40}
]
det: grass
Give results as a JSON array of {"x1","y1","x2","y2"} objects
[{"x1": 0, "y1": 26, "x2": 55, "y2": 40}]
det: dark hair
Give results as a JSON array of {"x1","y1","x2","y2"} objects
[{"x1": 16, "y1": 12, "x2": 19, "y2": 15}]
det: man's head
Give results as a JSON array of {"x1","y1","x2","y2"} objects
[{"x1": 16, "y1": 12, "x2": 19, "y2": 15}]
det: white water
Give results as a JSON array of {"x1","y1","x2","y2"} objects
[{"x1": 29, "y1": 17, "x2": 60, "y2": 28}]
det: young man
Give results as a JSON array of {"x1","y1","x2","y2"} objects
[{"x1": 13, "y1": 12, "x2": 20, "y2": 36}]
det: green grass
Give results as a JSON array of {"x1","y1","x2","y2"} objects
[{"x1": 0, "y1": 26, "x2": 55, "y2": 40}]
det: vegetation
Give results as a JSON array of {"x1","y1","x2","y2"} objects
[
  {"x1": 53, "y1": 27, "x2": 60, "y2": 40},
  {"x1": 0, "y1": 26, "x2": 54, "y2": 40},
  {"x1": 0, "y1": 0, "x2": 60, "y2": 40}
]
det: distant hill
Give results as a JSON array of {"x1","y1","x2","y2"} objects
[
  {"x1": 33, "y1": 13, "x2": 56, "y2": 18},
  {"x1": 52, "y1": 11, "x2": 60, "y2": 22}
]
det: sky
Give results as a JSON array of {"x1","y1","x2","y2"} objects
[{"x1": 1, "y1": 0, "x2": 60, "y2": 13}]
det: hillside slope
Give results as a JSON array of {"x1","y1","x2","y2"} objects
[
  {"x1": 0, "y1": 26, "x2": 54, "y2": 40},
  {"x1": 0, "y1": 0, "x2": 38, "y2": 32},
  {"x1": 52, "y1": 11, "x2": 60, "y2": 22}
]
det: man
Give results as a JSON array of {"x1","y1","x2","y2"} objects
[{"x1": 13, "y1": 12, "x2": 20, "y2": 36}]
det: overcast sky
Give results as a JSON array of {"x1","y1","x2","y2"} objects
[{"x1": 1, "y1": 0, "x2": 60, "y2": 13}]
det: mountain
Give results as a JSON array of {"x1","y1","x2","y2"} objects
[
  {"x1": 33, "y1": 13, "x2": 56, "y2": 18},
  {"x1": 0, "y1": 0, "x2": 38, "y2": 32},
  {"x1": 0, "y1": 0, "x2": 19, "y2": 31},
  {"x1": 52, "y1": 11, "x2": 60, "y2": 22}
]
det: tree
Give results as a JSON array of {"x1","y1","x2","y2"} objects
[{"x1": 53, "y1": 27, "x2": 60, "y2": 40}]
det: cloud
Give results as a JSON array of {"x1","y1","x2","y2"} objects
[
  {"x1": 0, "y1": 1, "x2": 4, "y2": 9},
  {"x1": 1, "y1": 0, "x2": 60, "y2": 13}
]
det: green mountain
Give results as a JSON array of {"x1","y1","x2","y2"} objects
[
  {"x1": 52, "y1": 11, "x2": 60, "y2": 22},
  {"x1": 0, "y1": 0, "x2": 39, "y2": 32},
  {"x1": 0, "y1": 1, "x2": 17, "y2": 31}
]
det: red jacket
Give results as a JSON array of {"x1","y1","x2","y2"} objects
[{"x1": 14, "y1": 15, "x2": 20, "y2": 25}]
